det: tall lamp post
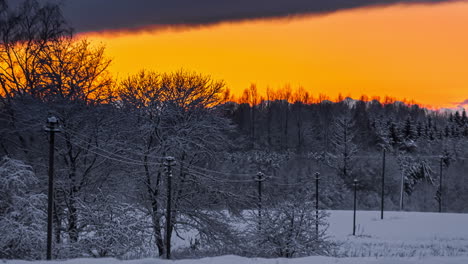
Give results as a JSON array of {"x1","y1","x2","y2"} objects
[
  {"x1": 164, "y1": 156, "x2": 176, "y2": 259},
  {"x1": 45, "y1": 116, "x2": 60, "y2": 260},
  {"x1": 256, "y1": 172, "x2": 266, "y2": 232},
  {"x1": 353, "y1": 178, "x2": 359, "y2": 236},
  {"x1": 381, "y1": 148, "x2": 386, "y2": 219},
  {"x1": 315, "y1": 172, "x2": 320, "y2": 237}
]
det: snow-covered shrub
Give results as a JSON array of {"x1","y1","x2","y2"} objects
[
  {"x1": 243, "y1": 191, "x2": 335, "y2": 258},
  {"x1": 0, "y1": 157, "x2": 46, "y2": 259},
  {"x1": 60, "y1": 190, "x2": 150, "y2": 258},
  {"x1": 171, "y1": 210, "x2": 244, "y2": 258}
]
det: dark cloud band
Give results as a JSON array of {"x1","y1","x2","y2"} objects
[{"x1": 55, "y1": 0, "x2": 457, "y2": 33}]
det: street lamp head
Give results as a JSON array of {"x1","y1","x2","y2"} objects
[
  {"x1": 353, "y1": 178, "x2": 359, "y2": 185},
  {"x1": 256, "y1": 172, "x2": 266, "y2": 181},
  {"x1": 45, "y1": 116, "x2": 60, "y2": 132},
  {"x1": 47, "y1": 116, "x2": 58, "y2": 125},
  {"x1": 164, "y1": 156, "x2": 176, "y2": 166},
  {"x1": 315, "y1": 172, "x2": 320, "y2": 180}
]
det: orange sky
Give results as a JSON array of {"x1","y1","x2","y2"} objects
[{"x1": 81, "y1": 1, "x2": 468, "y2": 109}]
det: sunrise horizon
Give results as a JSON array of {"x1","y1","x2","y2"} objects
[
  {"x1": 3, "y1": 1, "x2": 468, "y2": 263},
  {"x1": 70, "y1": 1, "x2": 468, "y2": 110}
]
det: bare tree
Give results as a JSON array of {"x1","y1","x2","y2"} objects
[
  {"x1": 329, "y1": 111, "x2": 358, "y2": 185},
  {"x1": 0, "y1": 0, "x2": 70, "y2": 100},
  {"x1": 118, "y1": 70, "x2": 234, "y2": 257},
  {"x1": 0, "y1": 0, "x2": 116, "y2": 248}
]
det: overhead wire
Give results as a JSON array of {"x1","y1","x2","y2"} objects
[
  {"x1": 60, "y1": 127, "x2": 164, "y2": 166},
  {"x1": 61, "y1": 127, "x2": 261, "y2": 182},
  {"x1": 62, "y1": 125, "x2": 259, "y2": 177},
  {"x1": 56, "y1": 133, "x2": 155, "y2": 167},
  {"x1": 57, "y1": 124, "x2": 468, "y2": 186}
]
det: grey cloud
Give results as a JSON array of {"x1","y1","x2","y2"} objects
[
  {"x1": 456, "y1": 99, "x2": 468, "y2": 106},
  {"x1": 47, "y1": 0, "x2": 459, "y2": 33}
]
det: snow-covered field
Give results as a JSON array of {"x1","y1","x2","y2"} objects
[
  {"x1": 4, "y1": 210, "x2": 468, "y2": 264},
  {"x1": 6, "y1": 255, "x2": 468, "y2": 264},
  {"x1": 328, "y1": 210, "x2": 468, "y2": 258}
]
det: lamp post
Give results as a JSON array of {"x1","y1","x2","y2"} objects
[
  {"x1": 381, "y1": 148, "x2": 386, "y2": 219},
  {"x1": 164, "y1": 156, "x2": 176, "y2": 259},
  {"x1": 353, "y1": 178, "x2": 358, "y2": 236},
  {"x1": 439, "y1": 156, "x2": 443, "y2": 213},
  {"x1": 45, "y1": 116, "x2": 60, "y2": 260},
  {"x1": 256, "y1": 172, "x2": 265, "y2": 232},
  {"x1": 315, "y1": 172, "x2": 320, "y2": 237}
]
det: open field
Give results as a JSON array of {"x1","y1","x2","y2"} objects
[{"x1": 327, "y1": 210, "x2": 468, "y2": 257}]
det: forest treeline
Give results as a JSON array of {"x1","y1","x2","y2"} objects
[{"x1": 1, "y1": 0, "x2": 468, "y2": 260}]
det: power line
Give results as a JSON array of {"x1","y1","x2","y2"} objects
[
  {"x1": 178, "y1": 159, "x2": 256, "y2": 178},
  {"x1": 58, "y1": 134, "x2": 156, "y2": 167},
  {"x1": 65, "y1": 125, "x2": 260, "y2": 177},
  {"x1": 59, "y1": 125, "x2": 468, "y2": 182},
  {"x1": 59, "y1": 128, "x2": 164, "y2": 166},
  {"x1": 183, "y1": 167, "x2": 256, "y2": 183}
]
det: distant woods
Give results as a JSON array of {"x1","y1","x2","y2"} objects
[
  {"x1": 225, "y1": 83, "x2": 419, "y2": 107},
  {"x1": 2, "y1": 0, "x2": 468, "y2": 260}
]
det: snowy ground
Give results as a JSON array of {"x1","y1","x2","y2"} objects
[
  {"x1": 4, "y1": 210, "x2": 468, "y2": 263},
  {"x1": 171, "y1": 210, "x2": 468, "y2": 258},
  {"x1": 328, "y1": 210, "x2": 468, "y2": 257},
  {"x1": 6, "y1": 255, "x2": 468, "y2": 264}
]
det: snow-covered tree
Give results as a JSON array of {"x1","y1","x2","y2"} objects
[
  {"x1": 398, "y1": 156, "x2": 434, "y2": 196},
  {"x1": 118, "y1": 70, "x2": 233, "y2": 257},
  {"x1": 404, "y1": 159, "x2": 434, "y2": 195},
  {"x1": 60, "y1": 191, "x2": 149, "y2": 258},
  {"x1": 243, "y1": 189, "x2": 333, "y2": 258},
  {"x1": 402, "y1": 116, "x2": 416, "y2": 140},
  {"x1": 0, "y1": 157, "x2": 46, "y2": 259}
]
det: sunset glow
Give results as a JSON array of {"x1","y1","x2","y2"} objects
[{"x1": 82, "y1": 1, "x2": 468, "y2": 108}]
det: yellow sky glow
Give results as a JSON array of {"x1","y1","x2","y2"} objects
[{"x1": 81, "y1": 1, "x2": 468, "y2": 108}]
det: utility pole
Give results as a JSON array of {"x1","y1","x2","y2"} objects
[
  {"x1": 256, "y1": 172, "x2": 265, "y2": 232},
  {"x1": 381, "y1": 148, "x2": 386, "y2": 220},
  {"x1": 45, "y1": 116, "x2": 60, "y2": 260},
  {"x1": 315, "y1": 172, "x2": 320, "y2": 237},
  {"x1": 164, "y1": 156, "x2": 176, "y2": 260},
  {"x1": 399, "y1": 170, "x2": 404, "y2": 211},
  {"x1": 353, "y1": 178, "x2": 358, "y2": 236},
  {"x1": 439, "y1": 156, "x2": 443, "y2": 213}
]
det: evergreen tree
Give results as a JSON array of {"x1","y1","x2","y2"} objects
[
  {"x1": 402, "y1": 116, "x2": 415, "y2": 140},
  {"x1": 389, "y1": 122, "x2": 401, "y2": 147}
]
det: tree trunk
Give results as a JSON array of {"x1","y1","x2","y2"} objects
[
  {"x1": 251, "y1": 105, "x2": 255, "y2": 148},
  {"x1": 67, "y1": 195, "x2": 79, "y2": 242},
  {"x1": 267, "y1": 105, "x2": 272, "y2": 146},
  {"x1": 151, "y1": 198, "x2": 165, "y2": 256},
  {"x1": 53, "y1": 202, "x2": 62, "y2": 244},
  {"x1": 144, "y1": 152, "x2": 165, "y2": 256},
  {"x1": 283, "y1": 104, "x2": 289, "y2": 149}
]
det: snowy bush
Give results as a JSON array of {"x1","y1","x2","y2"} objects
[
  {"x1": 57, "y1": 190, "x2": 150, "y2": 258},
  {"x1": 0, "y1": 157, "x2": 46, "y2": 259},
  {"x1": 243, "y1": 193, "x2": 334, "y2": 258}
]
